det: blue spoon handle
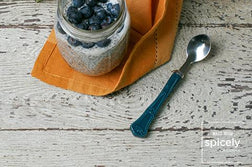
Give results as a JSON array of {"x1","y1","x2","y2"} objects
[{"x1": 130, "y1": 71, "x2": 182, "y2": 138}]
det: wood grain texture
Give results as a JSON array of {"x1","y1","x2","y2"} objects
[
  {"x1": 0, "y1": 130, "x2": 251, "y2": 166},
  {"x1": 0, "y1": 0, "x2": 251, "y2": 166},
  {"x1": 0, "y1": 0, "x2": 251, "y2": 28},
  {"x1": 0, "y1": 0, "x2": 56, "y2": 28},
  {"x1": 180, "y1": 0, "x2": 252, "y2": 26},
  {"x1": 0, "y1": 27, "x2": 251, "y2": 130}
]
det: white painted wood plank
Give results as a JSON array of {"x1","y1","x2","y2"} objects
[
  {"x1": 0, "y1": 0, "x2": 56, "y2": 28},
  {"x1": 0, "y1": 0, "x2": 251, "y2": 166},
  {"x1": 0, "y1": 0, "x2": 251, "y2": 27},
  {"x1": 0, "y1": 27, "x2": 251, "y2": 129},
  {"x1": 0, "y1": 130, "x2": 251, "y2": 166},
  {"x1": 180, "y1": 0, "x2": 252, "y2": 25}
]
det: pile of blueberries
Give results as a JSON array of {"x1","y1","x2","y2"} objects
[{"x1": 57, "y1": 0, "x2": 121, "y2": 48}]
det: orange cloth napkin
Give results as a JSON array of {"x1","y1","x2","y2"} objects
[{"x1": 32, "y1": 0, "x2": 183, "y2": 96}]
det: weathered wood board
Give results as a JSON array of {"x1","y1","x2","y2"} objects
[
  {"x1": 0, "y1": 0, "x2": 251, "y2": 166},
  {"x1": 0, "y1": 130, "x2": 251, "y2": 166},
  {"x1": 0, "y1": 27, "x2": 251, "y2": 129}
]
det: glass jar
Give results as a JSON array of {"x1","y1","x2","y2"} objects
[{"x1": 55, "y1": 0, "x2": 130, "y2": 76}]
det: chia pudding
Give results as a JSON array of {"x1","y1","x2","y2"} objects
[{"x1": 55, "y1": 0, "x2": 130, "y2": 76}]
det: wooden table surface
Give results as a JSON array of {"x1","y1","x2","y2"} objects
[{"x1": 0, "y1": 0, "x2": 251, "y2": 166}]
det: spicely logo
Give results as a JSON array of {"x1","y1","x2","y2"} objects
[{"x1": 204, "y1": 138, "x2": 240, "y2": 148}]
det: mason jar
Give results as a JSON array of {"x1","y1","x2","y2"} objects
[{"x1": 55, "y1": 0, "x2": 130, "y2": 76}]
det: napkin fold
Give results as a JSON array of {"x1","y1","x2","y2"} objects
[{"x1": 32, "y1": 0, "x2": 183, "y2": 96}]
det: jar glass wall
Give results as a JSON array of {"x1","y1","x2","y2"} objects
[{"x1": 55, "y1": 0, "x2": 130, "y2": 76}]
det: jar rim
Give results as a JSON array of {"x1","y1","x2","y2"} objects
[{"x1": 57, "y1": 0, "x2": 126, "y2": 42}]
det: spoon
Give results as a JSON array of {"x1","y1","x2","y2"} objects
[{"x1": 130, "y1": 34, "x2": 211, "y2": 138}]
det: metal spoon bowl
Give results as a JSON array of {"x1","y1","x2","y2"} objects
[
  {"x1": 187, "y1": 34, "x2": 211, "y2": 62},
  {"x1": 130, "y1": 34, "x2": 211, "y2": 138},
  {"x1": 180, "y1": 34, "x2": 211, "y2": 75}
]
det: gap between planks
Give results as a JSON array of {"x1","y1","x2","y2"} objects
[
  {"x1": 0, "y1": 23, "x2": 252, "y2": 30},
  {"x1": 0, "y1": 127, "x2": 251, "y2": 132}
]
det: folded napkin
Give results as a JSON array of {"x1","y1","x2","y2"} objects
[{"x1": 32, "y1": 0, "x2": 183, "y2": 96}]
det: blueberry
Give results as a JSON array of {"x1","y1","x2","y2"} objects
[
  {"x1": 107, "y1": 3, "x2": 113, "y2": 11},
  {"x1": 89, "y1": 24, "x2": 101, "y2": 30},
  {"x1": 98, "y1": 0, "x2": 107, "y2": 3},
  {"x1": 88, "y1": 15, "x2": 101, "y2": 25},
  {"x1": 100, "y1": 19, "x2": 108, "y2": 28},
  {"x1": 113, "y1": 4, "x2": 120, "y2": 11},
  {"x1": 79, "y1": 5, "x2": 93, "y2": 18},
  {"x1": 85, "y1": 0, "x2": 97, "y2": 7},
  {"x1": 72, "y1": 0, "x2": 84, "y2": 8},
  {"x1": 67, "y1": 6, "x2": 78, "y2": 13},
  {"x1": 93, "y1": 6, "x2": 103, "y2": 12},
  {"x1": 93, "y1": 6, "x2": 106, "y2": 20},
  {"x1": 81, "y1": 42, "x2": 95, "y2": 48},
  {"x1": 68, "y1": 12, "x2": 83, "y2": 24},
  {"x1": 100, "y1": 15, "x2": 113, "y2": 28},
  {"x1": 96, "y1": 9, "x2": 106, "y2": 20},
  {"x1": 110, "y1": 4, "x2": 120, "y2": 18},
  {"x1": 76, "y1": 21, "x2": 88, "y2": 30},
  {"x1": 67, "y1": 7, "x2": 83, "y2": 24},
  {"x1": 96, "y1": 39, "x2": 111, "y2": 47},
  {"x1": 82, "y1": 19, "x2": 90, "y2": 25},
  {"x1": 57, "y1": 22, "x2": 66, "y2": 34},
  {"x1": 105, "y1": 15, "x2": 113, "y2": 24},
  {"x1": 67, "y1": 36, "x2": 81, "y2": 46}
]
